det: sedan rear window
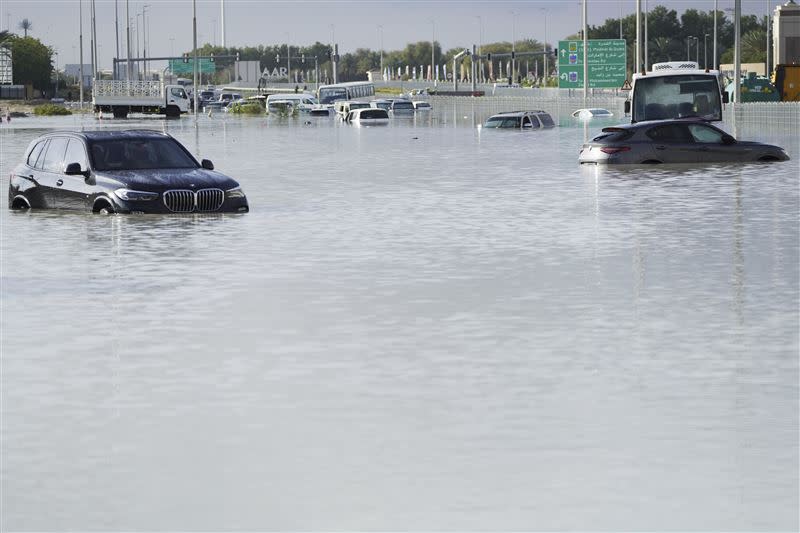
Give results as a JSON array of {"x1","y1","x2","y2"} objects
[{"x1": 90, "y1": 138, "x2": 197, "y2": 171}]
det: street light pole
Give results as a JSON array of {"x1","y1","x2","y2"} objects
[
  {"x1": 126, "y1": 0, "x2": 131, "y2": 80},
  {"x1": 695, "y1": 36, "x2": 700, "y2": 65},
  {"x1": 377, "y1": 25, "x2": 383, "y2": 80},
  {"x1": 687, "y1": 35, "x2": 693, "y2": 60},
  {"x1": 644, "y1": 0, "x2": 649, "y2": 71},
  {"x1": 192, "y1": 0, "x2": 198, "y2": 120},
  {"x1": 511, "y1": 10, "x2": 517, "y2": 83},
  {"x1": 541, "y1": 8, "x2": 548, "y2": 86},
  {"x1": 635, "y1": 0, "x2": 641, "y2": 72},
  {"x1": 734, "y1": 0, "x2": 741, "y2": 103},
  {"x1": 114, "y1": 0, "x2": 119, "y2": 79},
  {"x1": 704, "y1": 33, "x2": 709, "y2": 69},
  {"x1": 713, "y1": 0, "x2": 718, "y2": 70},
  {"x1": 430, "y1": 19, "x2": 435, "y2": 83},
  {"x1": 583, "y1": 0, "x2": 588, "y2": 103},
  {"x1": 79, "y1": 0, "x2": 84, "y2": 107},
  {"x1": 475, "y1": 16, "x2": 483, "y2": 83},
  {"x1": 142, "y1": 5, "x2": 149, "y2": 80},
  {"x1": 766, "y1": 0, "x2": 771, "y2": 78}
]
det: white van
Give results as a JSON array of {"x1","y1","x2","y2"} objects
[{"x1": 266, "y1": 93, "x2": 318, "y2": 113}]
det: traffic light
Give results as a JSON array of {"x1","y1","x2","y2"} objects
[
  {"x1": 511, "y1": 51, "x2": 516, "y2": 59},
  {"x1": 301, "y1": 54, "x2": 305, "y2": 64},
  {"x1": 210, "y1": 53, "x2": 215, "y2": 62},
  {"x1": 486, "y1": 53, "x2": 492, "y2": 61},
  {"x1": 235, "y1": 52, "x2": 240, "y2": 61},
  {"x1": 182, "y1": 53, "x2": 189, "y2": 64},
  {"x1": 276, "y1": 54, "x2": 280, "y2": 62}
]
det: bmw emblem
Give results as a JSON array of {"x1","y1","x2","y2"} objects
[{"x1": 190, "y1": 184, "x2": 196, "y2": 188}]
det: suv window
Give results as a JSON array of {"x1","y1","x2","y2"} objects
[
  {"x1": 64, "y1": 138, "x2": 90, "y2": 170},
  {"x1": 27, "y1": 141, "x2": 46, "y2": 167},
  {"x1": 538, "y1": 113, "x2": 555, "y2": 127},
  {"x1": 688, "y1": 124, "x2": 726, "y2": 144},
  {"x1": 646, "y1": 124, "x2": 694, "y2": 143},
  {"x1": 42, "y1": 137, "x2": 69, "y2": 172}
]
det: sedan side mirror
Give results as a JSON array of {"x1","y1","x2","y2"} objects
[
  {"x1": 201, "y1": 159, "x2": 214, "y2": 170},
  {"x1": 722, "y1": 134, "x2": 736, "y2": 145},
  {"x1": 65, "y1": 162, "x2": 89, "y2": 177}
]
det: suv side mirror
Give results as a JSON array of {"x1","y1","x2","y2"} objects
[
  {"x1": 722, "y1": 92, "x2": 729, "y2": 104},
  {"x1": 201, "y1": 159, "x2": 214, "y2": 170},
  {"x1": 65, "y1": 162, "x2": 88, "y2": 176}
]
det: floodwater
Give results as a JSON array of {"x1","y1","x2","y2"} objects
[{"x1": 1, "y1": 103, "x2": 798, "y2": 530}]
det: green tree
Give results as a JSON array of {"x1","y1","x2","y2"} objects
[{"x1": 10, "y1": 36, "x2": 52, "y2": 91}]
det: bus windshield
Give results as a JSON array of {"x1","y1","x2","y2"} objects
[
  {"x1": 632, "y1": 74, "x2": 722, "y2": 122},
  {"x1": 319, "y1": 88, "x2": 347, "y2": 104}
]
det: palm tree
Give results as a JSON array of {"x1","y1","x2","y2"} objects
[
  {"x1": 18, "y1": 18, "x2": 32, "y2": 38},
  {"x1": 741, "y1": 29, "x2": 766, "y2": 64},
  {"x1": 651, "y1": 37, "x2": 673, "y2": 63},
  {"x1": 0, "y1": 30, "x2": 12, "y2": 47}
]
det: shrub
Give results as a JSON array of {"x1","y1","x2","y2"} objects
[
  {"x1": 228, "y1": 102, "x2": 263, "y2": 115},
  {"x1": 33, "y1": 103, "x2": 72, "y2": 116}
]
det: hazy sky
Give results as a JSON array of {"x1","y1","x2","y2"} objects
[{"x1": 4, "y1": 0, "x2": 775, "y2": 68}]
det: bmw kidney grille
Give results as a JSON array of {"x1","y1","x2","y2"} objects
[{"x1": 163, "y1": 189, "x2": 224, "y2": 212}]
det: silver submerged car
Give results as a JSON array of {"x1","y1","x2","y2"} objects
[
  {"x1": 579, "y1": 119, "x2": 790, "y2": 165},
  {"x1": 483, "y1": 110, "x2": 555, "y2": 130}
]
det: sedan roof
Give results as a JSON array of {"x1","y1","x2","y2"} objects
[{"x1": 601, "y1": 118, "x2": 715, "y2": 132}]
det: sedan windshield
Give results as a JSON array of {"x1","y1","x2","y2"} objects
[{"x1": 90, "y1": 138, "x2": 198, "y2": 171}]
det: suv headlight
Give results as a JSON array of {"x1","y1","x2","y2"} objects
[
  {"x1": 225, "y1": 186, "x2": 246, "y2": 199},
  {"x1": 114, "y1": 188, "x2": 159, "y2": 201}
]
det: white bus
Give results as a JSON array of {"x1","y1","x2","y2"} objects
[{"x1": 317, "y1": 81, "x2": 375, "y2": 105}]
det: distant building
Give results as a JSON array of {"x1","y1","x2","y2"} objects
[
  {"x1": 63, "y1": 64, "x2": 94, "y2": 88},
  {"x1": 0, "y1": 46, "x2": 11, "y2": 85},
  {"x1": 773, "y1": 0, "x2": 800, "y2": 69}
]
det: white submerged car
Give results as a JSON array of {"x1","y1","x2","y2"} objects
[
  {"x1": 344, "y1": 108, "x2": 389, "y2": 125},
  {"x1": 572, "y1": 108, "x2": 613, "y2": 119}
]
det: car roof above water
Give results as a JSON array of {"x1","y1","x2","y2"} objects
[
  {"x1": 601, "y1": 117, "x2": 716, "y2": 131},
  {"x1": 41, "y1": 129, "x2": 173, "y2": 141}
]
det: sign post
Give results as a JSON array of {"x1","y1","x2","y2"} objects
[{"x1": 558, "y1": 39, "x2": 626, "y2": 89}]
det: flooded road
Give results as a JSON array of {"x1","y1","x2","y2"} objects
[{"x1": 1, "y1": 104, "x2": 798, "y2": 530}]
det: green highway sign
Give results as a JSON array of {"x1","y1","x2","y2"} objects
[
  {"x1": 558, "y1": 39, "x2": 626, "y2": 89},
  {"x1": 169, "y1": 58, "x2": 216, "y2": 75}
]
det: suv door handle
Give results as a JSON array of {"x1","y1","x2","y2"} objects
[
  {"x1": 56, "y1": 179, "x2": 64, "y2": 186},
  {"x1": 656, "y1": 145, "x2": 666, "y2": 150}
]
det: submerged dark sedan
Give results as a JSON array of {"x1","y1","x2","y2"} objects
[
  {"x1": 579, "y1": 119, "x2": 790, "y2": 165},
  {"x1": 8, "y1": 130, "x2": 249, "y2": 213}
]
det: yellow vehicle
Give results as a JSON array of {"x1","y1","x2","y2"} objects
[{"x1": 772, "y1": 64, "x2": 800, "y2": 102}]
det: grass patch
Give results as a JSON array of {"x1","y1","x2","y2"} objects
[
  {"x1": 228, "y1": 102, "x2": 263, "y2": 115},
  {"x1": 33, "y1": 103, "x2": 72, "y2": 116},
  {"x1": 375, "y1": 87, "x2": 408, "y2": 95}
]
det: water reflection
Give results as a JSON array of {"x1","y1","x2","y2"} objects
[{"x1": 1, "y1": 105, "x2": 798, "y2": 530}]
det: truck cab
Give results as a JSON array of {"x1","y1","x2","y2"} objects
[{"x1": 625, "y1": 62, "x2": 728, "y2": 123}]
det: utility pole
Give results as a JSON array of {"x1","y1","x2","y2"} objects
[
  {"x1": 79, "y1": 0, "x2": 84, "y2": 107},
  {"x1": 286, "y1": 35, "x2": 291, "y2": 84},
  {"x1": 430, "y1": 19, "x2": 435, "y2": 83},
  {"x1": 541, "y1": 8, "x2": 548, "y2": 86},
  {"x1": 583, "y1": 0, "x2": 588, "y2": 103},
  {"x1": 734, "y1": 0, "x2": 741, "y2": 103},
  {"x1": 644, "y1": 0, "x2": 649, "y2": 71},
  {"x1": 687, "y1": 35, "x2": 693, "y2": 60},
  {"x1": 511, "y1": 10, "x2": 517, "y2": 84},
  {"x1": 635, "y1": 0, "x2": 641, "y2": 72},
  {"x1": 221, "y1": 0, "x2": 226, "y2": 47},
  {"x1": 765, "y1": 0, "x2": 771, "y2": 78},
  {"x1": 378, "y1": 25, "x2": 383, "y2": 80},
  {"x1": 713, "y1": 0, "x2": 718, "y2": 70},
  {"x1": 142, "y1": 5, "x2": 149, "y2": 80},
  {"x1": 193, "y1": 0, "x2": 198, "y2": 119},
  {"x1": 114, "y1": 0, "x2": 119, "y2": 79},
  {"x1": 704, "y1": 33, "x2": 709, "y2": 69},
  {"x1": 126, "y1": 0, "x2": 131, "y2": 80},
  {"x1": 89, "y1": 0, "x2": 95, "y2": 79}
]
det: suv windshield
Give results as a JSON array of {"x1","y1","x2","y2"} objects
[{"x1": 90, "y1": 138, "x2": 197, "y2": 171}]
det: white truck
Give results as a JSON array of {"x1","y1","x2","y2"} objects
[
  {"x1": 92, "y1": 80, "x2": 190, "y2": 118},
  {"x1": 624, "y1": 62, "x2": 728, "y2": 123}
]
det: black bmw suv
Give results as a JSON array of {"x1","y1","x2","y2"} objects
[{"x1": 8, "y1": 130, "x2": 249, "y2": 214}]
